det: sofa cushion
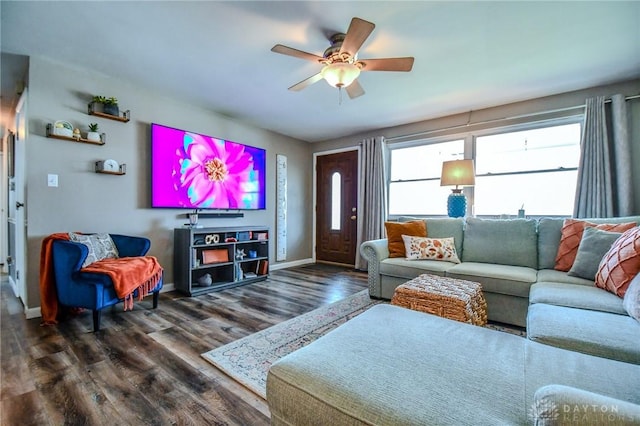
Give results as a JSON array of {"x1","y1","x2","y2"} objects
[
  {"x1": 568, "y1": 227, "x2": 622, "y2": 281},
  {"x1": 529, "y1": 282, "x2": 626, "y2": 315},
  {"x1": 554, "y1": 219, "x2": 636, "y2": 272},
  {"x1": 401, "y1": 235, "x2": 460, "y2": 263},
  {"x1": 527, "y1": 303, "x2": 640, "y2": 364},
  {"x1": 536, "y1": 269, "x2": 594, "y2": 287},
  {"x1": 268, "y1": 304, "x2": 528, "y2": 425},
  {"x1": 623, "y1": 273, "x2": 640, "y2": 322},
  {"x1": 424, "y1": 217, "x2": 465, "y2": 257},
  {"x1": 462, "y1": 218, "x2": 538, "y2": 268},
  {"x1": 384, "y1": 220, "x2": 426, "y2": 258},
  {"x1": 380, "y1": 257, "x2": 454, "y2": 278},
  {"x1": 596, "y1": 226, "x2": 640, "y2": 297},
  {"x1": 537, "y1": 218, "x2": 565, "y2": 270},
  {"x1": 446, "y1": 262, "x2": 536, "y2": 298}
]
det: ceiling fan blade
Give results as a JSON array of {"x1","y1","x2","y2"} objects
[
  {"x1": 339, "y1": 17, "x2": 375, "y2": 56},
  {"x1": 288, "y1": 73, "x2": 324, "y2": 91},
  {"x1": 346, "y1": 79, "x2": 365, "y2": 99},
  {"x1": 359, "y1": 57, "x2": 415, "y2": 72},
  {"x1": 271, "y1": 44, "x2": 324, "y2": 63}
]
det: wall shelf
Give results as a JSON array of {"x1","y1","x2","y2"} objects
[
  {"x1": 87, "y1": 101, "x2": 131, "y2": 122},
  {"x1": 46, "y1": 123, "x2": 105, "y2": 145},
  {"x1": 95, "y1": 161, "x2": 126, "y2": 175}
]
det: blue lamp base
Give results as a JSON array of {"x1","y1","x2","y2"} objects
[{"x1": 447, "y1": 191, "x2": 467, "y2": 218}]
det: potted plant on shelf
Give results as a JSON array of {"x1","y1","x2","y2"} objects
[
  {"x1": 91, "y1": 95, "x2": 120, "y2": 117},
  {"x1": 103, "y1": 96, "x2": 119, "y2": 117},
  {"x1": 87, "y1": 123, "x2": 100, "y2": 141}
]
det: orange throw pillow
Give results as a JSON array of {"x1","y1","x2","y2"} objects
[
  {"x1": 554, "y1": 219, "x2": 636, "y2": 272},
  {"x1": 595, "y1": 227, "x2": 640, "y2": 297},
  {"x1": 385, "y1": 220, "x2": 427, "y2": 258}
]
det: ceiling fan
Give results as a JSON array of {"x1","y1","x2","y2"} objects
[{"x1": 271, "y1": 17, "x2": 414, "y2": 100}]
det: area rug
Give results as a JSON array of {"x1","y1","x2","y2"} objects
[
  {"x1": 201, "y1": 290, "x2": 379, "y2": 398},
  {"x1": 201, "y1": 290, "x2": 526, "y2": 398}
]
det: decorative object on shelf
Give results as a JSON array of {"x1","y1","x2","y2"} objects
[
  {"x1": 53, "y1": 120, "x2": 74, "y2": 137},
  {"x1": 204, "y1": 234, "x2": 220, "y2": 244},
  {"x1": 188, "y1": 210, "x2": 199, "y2": 227},
  {"x1": 236, "y1": 249, "x2": 246, "y2": 260},
  {"x1": 88, "y1": 95, "x2": 130, "y2": 122},
  {"x1": 518, "y1": 204, "x2": 525, "y2": 218},
  {"x1": 91, "y1": 95, "x2": 119, "y2": 116},
  {"x1": 73, "y1": 128, "x2": 81, "y2": 140},
  {"x1": 248, "y1": 250, "x2": 257, "y2": 259},
  {"x1": 197, "y1": 273, "x2": 213, "y2": 287},
  {"x1": 440, "y1": 159, "x2": 475, "y2": 218},
  {"x1": 202, "y1": 249, "x2": 229, "y2": 264},
  {"x1": 225, "y1": 237, "x2": 238, "y2": 243},
  {"x1": 87, "y1": 123, "x2": 100, "y2": 142},
  {"x1": 95, "y1": 159, "x2": 126, "y2": 175},
  {"x1": 257, "y1": 259, "x2": 269, "y2": 276},
  {"x1": 235, "y1": 263, "x2": 244, "y2": 281}
]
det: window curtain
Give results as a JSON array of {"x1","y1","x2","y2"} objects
[
  {"x1": 355, "y1": 136, "x2": 387, "y2": 270},
  {"x1": 573, "y1": 95, "x2": 634, "y2": 218}
]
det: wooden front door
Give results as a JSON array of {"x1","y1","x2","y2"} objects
[{"x1": 316, "y1": 150, "x2": 358, "y2": 266}]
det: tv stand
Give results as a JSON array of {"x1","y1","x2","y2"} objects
[{"x1": 174, "y1": 226, "x2": 269, "y2": 296}]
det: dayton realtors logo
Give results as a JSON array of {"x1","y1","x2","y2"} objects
[
  {"x1": 529, "y1": 399, "x2": 559, "y2": 424},
  {"x1": 529, "y1": 399, "x2": 631, "y2": 424}
]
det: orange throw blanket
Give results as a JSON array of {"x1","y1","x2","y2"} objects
[
  {"x1": 39, "y1": 233, "x2": 71, "y2": 325},
  {"x1": 39, "y1": 233, "x2": 163, "y2": 325},
  {"x1": 82, "y1": 257, "x2": 163, "y2": 311}
]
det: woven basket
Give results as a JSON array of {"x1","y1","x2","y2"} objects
[{"x1": 391, "y1": 274, "x2": 487, "y2": 326}]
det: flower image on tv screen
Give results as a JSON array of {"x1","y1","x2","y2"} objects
[{"x1": 151, "y1": 123, "x2": 266, "y2": 210}]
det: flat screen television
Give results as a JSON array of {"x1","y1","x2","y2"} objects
[{"x1": 151, "y1": 123, "x2": 266, "y2": 210}]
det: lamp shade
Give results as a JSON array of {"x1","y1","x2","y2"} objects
[
  {"x1": 440, "y1": 159, "x2": 475, "y2": 188},
  {"x1": 321, "y1": 63, "x2": 361, "y2": 88}
]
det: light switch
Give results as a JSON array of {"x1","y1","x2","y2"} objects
[{"x1": 47, "y1": 174, "x2": 58, "y2": 187}]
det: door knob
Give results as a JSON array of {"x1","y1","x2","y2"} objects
[
  {"x1": 350, "y1": 215, "x2": 357, "y2": 220},
  {"x1": 16, "y1": 202, "x2": 24, "y2": 209}
]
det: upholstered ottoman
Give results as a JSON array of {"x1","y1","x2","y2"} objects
[{"x1": 391, "y1": 273, "x2": 487, "y2": 325}]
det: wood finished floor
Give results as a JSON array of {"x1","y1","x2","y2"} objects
[{"x1": 1, "y1": 264, "x2": 368, "y2": 426}]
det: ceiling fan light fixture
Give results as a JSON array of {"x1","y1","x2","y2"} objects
[{"x1": 321, "y1": 62, "x2": 361, "y2": 88}]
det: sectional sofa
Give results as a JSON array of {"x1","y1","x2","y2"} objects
[
  {"x1": 359, "y1": 216, "x2": 640, "y2": 327},
  {"x1": 267, "y1": 303, "x2": 640, "y2": 425},
  {"x1": 266, "y1": 216, "x2": 640, "y2": 425}
]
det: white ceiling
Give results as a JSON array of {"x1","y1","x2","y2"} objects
[{"x1": 2, "y1": 1, "x2": 639, "y2": 142}]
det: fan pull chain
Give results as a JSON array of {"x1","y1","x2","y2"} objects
[{"x1": 338, "y1": 86, "x2": 343, "y2": 105}]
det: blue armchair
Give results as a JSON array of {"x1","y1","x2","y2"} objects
[{"x1": 51, "y1": 234, "x2": 163, "y2": 331}]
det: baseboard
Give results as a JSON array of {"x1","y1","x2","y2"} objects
[
  {"x1": 161, "y1": 282, "x2": 175, "y2": 292},
  {"x1": 25, "y1": 307, "x2": 41, "y2": 320},
  {"x1": 270, "y1": 258, "x2": 314, "y2": 271}
]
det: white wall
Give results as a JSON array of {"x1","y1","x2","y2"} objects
[{"x1": 23, "y1": 56, "x2": 313, "y2": 310}]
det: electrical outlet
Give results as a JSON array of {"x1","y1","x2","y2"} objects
[{"x1": 47, "y1": 174, "x2": 58, "y2": 187}]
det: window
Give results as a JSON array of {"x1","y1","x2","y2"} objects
[
  {"x1": 388, "y1": 120, "x2": 581, "y2": 217},
  {"x1": 389, "y1": 140, "x2": 464, "y2": 216},
  {"x1": 474, "y1": 123, "x2": 581, "y2": 216},
  {"x1": 331, "y1": 172, "x2": 341, "y2": 230}
]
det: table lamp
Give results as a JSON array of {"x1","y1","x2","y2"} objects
[{"x1": 440, "y1": 159, "x2": 475, "y2": 217}]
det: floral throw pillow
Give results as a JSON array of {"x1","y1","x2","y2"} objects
[
  {"x1": 401, "y1": 235, "x2": 461, "y2": 263},
  {"x1": 68, "y1": 232, "x2": 119, "y2": 267}
]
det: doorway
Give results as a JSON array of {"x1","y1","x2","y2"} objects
[{"x1": 315, "y1": 149, "x2": 359, "y2": 266}]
